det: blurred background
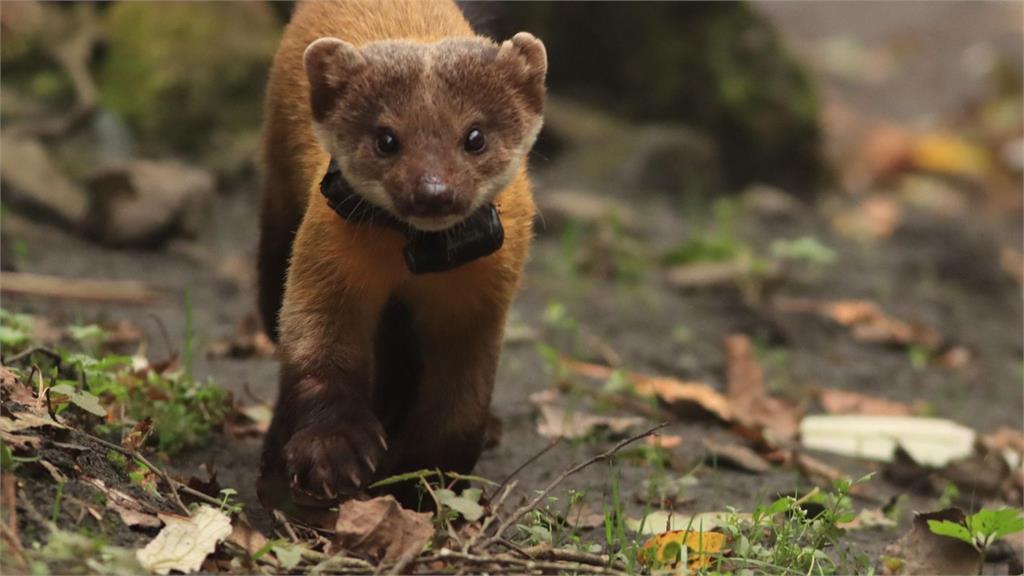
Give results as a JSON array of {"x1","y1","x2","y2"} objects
[{"x1": 1, "y1": 1, "x2": 1022, "y2": 568}]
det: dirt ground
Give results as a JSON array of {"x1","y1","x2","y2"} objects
[{"x1": 2, "y1": 2, "x2": 1022, "y2": 572}]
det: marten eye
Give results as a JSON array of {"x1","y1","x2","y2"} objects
[
  {"x1": 374, "y1": 128, "x2": 400, "y2": 157},
  {"x1": 463, "y1": 128, "x2": 486, "y2": 154}
]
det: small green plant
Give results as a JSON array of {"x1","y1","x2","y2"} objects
[
  {"x1": 0, "y1": 308, "x2": 34, "y2": 352},
  {"x1": 217, "y1": 488, "x2": 244, "y2": 515},
  {"x1": 927, "y1": 507, "x2": 1024, "y2": 559},
  {"x1": 717, "y1": 475, "x2": 874, "y2": 574},
  {"x1": 770, "y1": 236, "x2": 837, "y2": 267},
  {"x1": 3, "y1": 308, "x2": 229, "y2": 454}
]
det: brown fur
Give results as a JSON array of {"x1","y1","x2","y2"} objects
[{"x1": 257, "y1": 0, "x2": 544, "y2": 510}]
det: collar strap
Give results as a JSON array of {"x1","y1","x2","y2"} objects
[{"x1": 319, "y1": 159, "x2": 504, "y2": 275}]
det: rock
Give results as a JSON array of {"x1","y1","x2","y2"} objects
[
  {"x1": 0, "y1": 133, "x2": 88, "y2": 225},
  {"x1": 492, "y1": 2, "x2": 825, "y2": 195},
  {"x1": 81, "y1": 160, "x2": 215, "y2": 247}
]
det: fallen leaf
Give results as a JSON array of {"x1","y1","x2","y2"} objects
[
  {"x1": 227, "y1": 517, "x2": 268, "y2": 556},
  {"x1": 111, "y1": 502, "x2": 162, "y2": 529},
  {"x1": 531, "y1": 391, "x2": 645, "y2": 440},
  {"x1": 436, "y1": 488, "x2": 484, "y2": 522},
  {"x1": 702, "y1": 438, "x2": 770, "y2": 474},
  {"x1": 559, "y1": 359, "x2": 732, "y2": 422},
  {"x1": 634, "y1": 377, "x2": 733, "y2": 422},
  {"x1": 817, "y1": 389, "x2": 912, "y2": 416},
  {"x1": 833, "y1": 196, "x2": 904, "y2": 240},
  {"x1": 838, "y1": 507, "x2": 897, "y2": 531},
  {"x1": 725, "y1": 334, "x2": 802, "y2": 444},
  {"x1": 911, "y1": 133, "x2": 989, "y2": 179},
  {"x1": 639, "y1": 529, "x2": 726, "y2": 572},
  {"x1": 776, "y1": 298, "x2": 941, "y2": 349},
  {"x1": 645, "y1": 434, "x2": 683, "y2": 449},
  {"x1": 882, "y1": 509, "x2": 981, "y2": 575},
  {"x1": 792, "y1": 452, "x2": 844, "y2": 486},
  {"x1": 121, "y1": 417, "x2": 153, "y2": 452},
  {"x1": 331, "y1": 496, "x2": 433, "y2": 564},
  {"x1": 629, "y1": 511, "x2": 742, "y2": 535},
  {"x1": 272, "y1": 544, "x2": 304, "y2": 570},
  {"x1": 801, "y1": 415, "x2": 976, "y2": 467},
  {"x1": 49, "y1": 383, "x2": 106, "y2": 417},
  {"x1": 136, "y1": 505, "x2": 232, "y2": 574}
]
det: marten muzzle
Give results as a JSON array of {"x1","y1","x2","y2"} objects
[{"x1": 320, "y1": 159, "x2": 504, "y2": 274}]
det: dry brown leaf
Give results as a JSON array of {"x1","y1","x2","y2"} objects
[
  {"x1": 331, "y1": 496, "x2": 434, "y2": 564},
  {"x1": 725, "y1": 334, "x2": 802, "y2": 444},
  {"x1": 882, "y1": 509, "x2": 982, "y2": 575},
  {"x1": 228, "y1": 517, "x2": 269, "y2": 556},
  {"x1": 793, "y1": 452, "x2": 843, "y2": 486},
  {"x1": 702, "y1": 438, "x2": 770, "y2": 474},
  {"x1": 777, "y1": 298, "x2": 941, "y2": 349},
  {"x1": 561, "y1": 359, "x2": 731, "y2": 422},
  {"x1": 645, "y1": 434, "x2": 683, "y2": 449},
  {"x1": 818, "y1": 389, "x2": 912, "y2": 416},
  {"x1": 634, "y1": 377, "x2": 733, "y2": 422},
  {"x1": 833, "y1": 196, "x2": 904, "y2": 240},
  {"x1": 530, "y1": 392, "x2": 645, "y2": 440},
  {"x1": 82, "y1": 477, "x2": 161, "y2": 528},
  {"x1": 111, "y1": 501, "x2": 162, "y2": 529}
]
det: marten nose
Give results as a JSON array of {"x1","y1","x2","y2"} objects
[{"x1": 409, "y1": 175, "x2": 455, "y2": 217}]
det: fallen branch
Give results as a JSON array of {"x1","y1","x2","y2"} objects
[
  {"x1": 476, "y1": 422, "x2": 668, "y2": 550},
  {"x1": 1, "y1": 272, "x2": 162, "y2": 305}
]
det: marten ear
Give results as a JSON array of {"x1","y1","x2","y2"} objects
[
  {"x1": 496, "y1": 32, "x2": 547, "y2": 113},
  {"x1": 304, "y1": 37, "x2": 367, "y2": 123}
]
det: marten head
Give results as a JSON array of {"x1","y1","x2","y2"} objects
[{"x1": 304, "y1": 34, "x2": 546, "y2": 231}]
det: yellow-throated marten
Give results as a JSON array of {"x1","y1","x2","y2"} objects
[{"x1": 257, "y1": 0, "x2": 545, "y2": 512}]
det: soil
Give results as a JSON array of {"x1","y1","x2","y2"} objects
[{"x1": 2, "y1": 2, "x2": 1021, "y2": 572}]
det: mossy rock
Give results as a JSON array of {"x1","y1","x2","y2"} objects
[
  {"x1": 98, "y1": 2, "x2": 280, "y2": 157},
  {"x1": 488, "y1": 2, "x2": 825, "y2": 196}
]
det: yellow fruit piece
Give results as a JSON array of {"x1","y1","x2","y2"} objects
[{"x1": 638, "y1": 529, "x2": 726, "y2": 573}]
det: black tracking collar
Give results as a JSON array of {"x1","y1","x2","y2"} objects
[{"x1": 319, "y1": 159, "x2": 504, "y2": 275}]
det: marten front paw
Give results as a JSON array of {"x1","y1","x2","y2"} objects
[{"x1": 283, "y1": 411, "x2": 387, "y2": 505}]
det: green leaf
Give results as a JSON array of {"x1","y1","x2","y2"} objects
[
  {"x1": 272, "y1": 544, "x2": 304, "y2": 570},
  {"x1": 436, "y1": 489, "x2": 485, "y2": 522},
  {"x1": 968, "y1": 508, "x2": 1024, "y2": 543},
  {"x1": 49, "y1": 383, "x2": 106, "y2": 417},
  {"x1": 68, "y1": 324, "x2": 105, "y2": 344},
  {"x1": 927, "y1": 519, "x2": 974, "y2": 546}
]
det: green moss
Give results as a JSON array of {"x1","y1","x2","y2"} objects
[
  {"x1": 498, "y1": 2, "x2": 825, "y2": 195},
  {"x1": 98, "y1": 3, "x2": 280, "y2": 156}
]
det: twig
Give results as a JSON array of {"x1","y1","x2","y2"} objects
[
  {"x1": 476, "y1": 422, "x2": 668, "y2": 550},
  {"x1": 273, "y1": 510, "x2": 301, "y2": 542},
  {"x1": 3, "y1": 347, "x2": 62, "y2": 366},
  {"x1": 415, "y1": 549, "x2": 628, "y2": 575},
  {"x1": 493, "y1": 439, "x2": 560, "y2": 497},
  {"x1": 1, "y1": 272, "x2": 162, "y2": 305},
  {"x1": 520, "y1": 544, "x2": 626, "y2": 570}
]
